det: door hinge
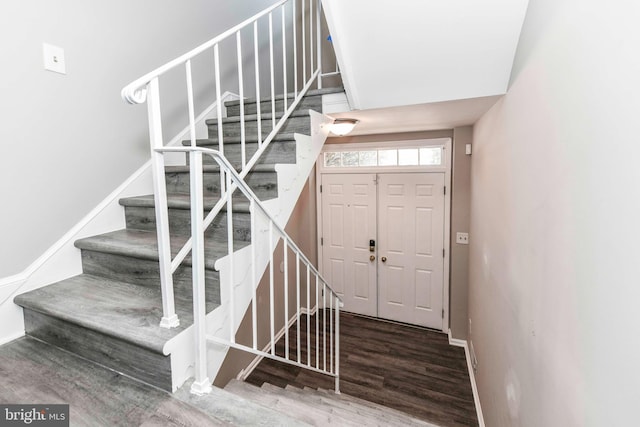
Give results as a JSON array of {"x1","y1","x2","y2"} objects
[
  {"x1": 320, "y1": 184, "x2": 323, "y2": 193},
  {"x1": 444, "y1": 186, "x2": 447, "y2": 195},
  {"x1": 442, "y1": 309, "x2": 445, "y2": 318},
  {"x1": 443, "y1": 248, "x2": 445, "y2": 258},
  {"x1": 321, "y1": 237, "x2": 324, "y2": 246}
]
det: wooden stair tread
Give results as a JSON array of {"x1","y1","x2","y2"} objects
[
  {"x1": 205, "y1": 108, "x2": 314, "y2": 126},
  {"x1": 119, "y1": 194, "x2": 251, "y2": 212},
  {"x1": 74, "y1": 229, "x2": 248, "y2": 271},
  {"x1": 14, "y1": 274, "x2": 198, "y2": 354},
  {"x1": 164, "y1": 163, "x2": 276, "y2": 174},
  {"x1": 226, "y1": 379, "x2": 438, "y2": 427},
  {"x1": 175, "y1": 380, "x2": 308, "y2": 427},
  {"x1": 223, "y1": 87, "x2": 344, "y2": 107},
  {"x1": 226, "y1": 379, "x2": 359, "y2": 426},
  {"x1": 181, "y1": 132, "x2": 298, "y2": 146}
]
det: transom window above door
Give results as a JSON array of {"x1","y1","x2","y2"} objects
[{"x1": 323, "y1": 146, "x2": 443, "y2": 168}]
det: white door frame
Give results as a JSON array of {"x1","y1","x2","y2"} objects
[{"x1": 316, "y1": 138, "x2": 452, "y2": 332}]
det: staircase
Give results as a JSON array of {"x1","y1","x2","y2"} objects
[
  {"x1": 11, "y1": 87, "x2": 441, "y2": 425},
  {"x1": 224, "y1": 379, "x2": 437, "y2": 426},
  {"x1": 8, "y1": 1, "x2": 437, "y2": 423},
  {"x1": 13, "y1": 88, "x2": 339, "y2": 393}
]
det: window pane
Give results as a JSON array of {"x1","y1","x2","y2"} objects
[
  {"x1": 398, "y1": 148, "x2": 419, "y2": 166},
  {"x1": 324, "y1": 152, "x2": 341, "y2": 167},
  {"x1": 378, "y1": 149, "x2": 397, "y2": 166},
  {"x1": 358, "y1": 150, "x2": 377, "y2": 166},
  {"x1": 341, "y1": 152, "x2": 359, "y2": 166},
  {"x1": 419, "y1": 147, "x2": 442, "y2": 165}
]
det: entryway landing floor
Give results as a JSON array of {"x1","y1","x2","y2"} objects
[{"x1": 245, "y1": 312, "x2": 479, "y2": 427}]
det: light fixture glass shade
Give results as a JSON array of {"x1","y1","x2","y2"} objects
[{"x1": 330, "y1": 118, "x2": 359, "y2": 136}]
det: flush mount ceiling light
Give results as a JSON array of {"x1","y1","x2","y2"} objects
[{"x1": 330, "y1": 118, "x2": 359, "y2": 136}]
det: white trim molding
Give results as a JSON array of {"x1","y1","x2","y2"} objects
[
  {"x1": 0, "y1": 331, "x2": 26, "y2": 347},
  {"x1": 316, "y1": 138, "x2": 452, "y2": 333},
  {"x1": 448, "y1": 330, "x2": 485, "y2": 427}
]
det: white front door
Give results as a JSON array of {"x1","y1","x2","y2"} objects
[
  {"x1": 321, "y1": 172, "x2": 446, "y2": 329},
  {"x1": 321, "y1": 173, "x2": 377, "y2": 316},
  {"x1": 377, "y1": 173, "x2": 445, "y2": 329}
]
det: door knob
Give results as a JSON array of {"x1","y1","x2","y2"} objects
[
  {"x1": 370, "y1": 255, "x2": 375, "y2": 262},
  {"x1": 381, "y1": 256, "x2": 387, "y2": 263}
]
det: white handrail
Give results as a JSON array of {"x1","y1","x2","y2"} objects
[
  {"x1": 121, "y1": 0, "x2": 288, "y2": 105},
  {"x1": 122, "y1": 0, "x2": 324, "y2": 328},
  {"x1": 159, "y1": 146, "x2": 342, "y2": 393},
  {"x1": 159, "y1": 148, "x2": 341, "y2": 298},
  {"x1": 121, "y1": 0, "x2": 341, "y2": 395}
]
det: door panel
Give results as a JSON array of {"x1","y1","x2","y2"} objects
[
  {"x1": 321, "y1": 174, "x2": 377, "y2": 316},
  {"x1": 378, "y1": 173, "x2": 445, "y2": 329},
  {"x1": 320, "y1": 172, "x2": 445, "y2": 329}
]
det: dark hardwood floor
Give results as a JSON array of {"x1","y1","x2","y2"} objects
[{"x1": 246, "y1": 311, "x2": 479, "y2": 427}]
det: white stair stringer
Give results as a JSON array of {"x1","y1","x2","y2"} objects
[{"x1": 164, "y1": 110, "x2": 333, "y2": 391}]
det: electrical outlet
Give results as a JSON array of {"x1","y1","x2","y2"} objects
[
  {"x1": 456, "y1": 232, "x2": 469, "y2": 245},
  {"x1": 43, "y1": 43, "x2": 66, "y2": 74}
]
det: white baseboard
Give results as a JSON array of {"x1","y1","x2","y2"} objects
[
  {"x1": 0, "y1": 331, "x2": 25, "y2": 347},
  {"x1": 448, "y1": 329, "x2": 485, "y2": 427}
]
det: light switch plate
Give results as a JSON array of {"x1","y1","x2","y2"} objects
[
  {"x1": 465, "y1": 144, "x2": 472, "y2": 155},
  {"x1": 456, "y1": 232, "x2": 469, "y2": 245},
  {"x1": 43, "y1": 43, "x2": 66, "y2": 74}
]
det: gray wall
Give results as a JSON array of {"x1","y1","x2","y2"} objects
[
  {"x1": 450, "y1": 126, "x2": 472, "y2": 339},
  {"x1": 325, "y1": 129, "x2": 472, "y2": 339},
  {"x1": 0, "y1": 0, "x2": 283, "y2": 278},
  {"x1": 469, "y1": 0, "x2": 640, "y2": 425}
]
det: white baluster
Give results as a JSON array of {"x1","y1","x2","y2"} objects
[
  {"x1": 214, "y1": 44, "x2": 225, "y2": 195},
  {"x1": 189, "y1": 149, "x2": 212, "y2": 395},
  {"x1": 254, "y1": 21, "x2": 262, "y2": 146},
  {"x1": 284, "y1": 240, "x2": 290, "y2": 360},
  {"x1": 329, "y1": 290, "x2": 333, "y2": 373},
  {"x1": 281, "y1": 5, "x2": 288, "y2": 113},
  {"x1": 310, "y1": 0, "x2": 314, "y2": 74},
  {"x1": 251, "y1": 200, "x2": 257, "y2": 350},
  {"x1": 323, "y1": 282, "x2": 326, "y2": 371},
  {"x1": 269, "y1": 221, "x2": 275, "y2": 355},
  {"x1": 306, "y1": 264, "x2": 311, "y2": 367},
  {"x1": 302, "y1": 0, "x2": 307, "y2": 83},
  {"x1": 269, "y1": 13, "x2": 276, "y2": 130},
  {"x1": 315, "y1": 275, "x2": 319, "y2": 369},
  {"x1": 293, "y1": 0, "x2": 298, "y2": 97},
  {"x1": 296, "y1": 253, "x2": 301, "y2": 363},
  {"x1": 316, "y1": 0, "x2": 323, "y2": 88},
  {"x1": 335, "y1": 295, "x2": 340, "y2": 394},
  {"x1": 236, "y1": 31, "x2": 246, "y2": 170},
  {"x1": 147, "y1": 78, "x2": 179, "y2": 329},
  {"x1": 227, "y1": 172, "x2": 235, "y2": 345}
]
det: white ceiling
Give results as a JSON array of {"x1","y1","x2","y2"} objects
[
  {"x1": 327, "y1": 95, "x2": 502, "y2": 136},
  {"x1": 322, "y1": 0, "x2": 530, "y2": 111}
]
